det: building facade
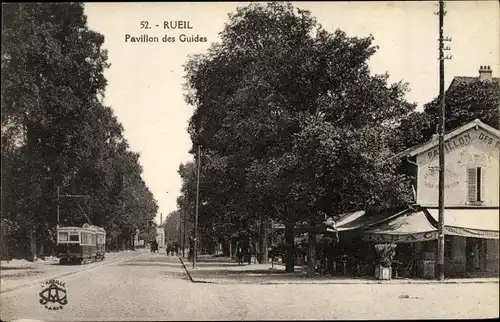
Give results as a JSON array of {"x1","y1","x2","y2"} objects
[
  {"x1": 401, "y1": 119, "x2": 499, "y2": 277},
  {"x1": 156, "y1": 227, "x2": 165, "y2": 248}
]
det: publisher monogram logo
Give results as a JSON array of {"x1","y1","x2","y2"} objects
[{"x1": 39, "y1": 279, "x2": 68, "y2": 310}]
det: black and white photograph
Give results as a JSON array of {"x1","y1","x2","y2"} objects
[{"x1": 1, "y1": 1, "x2": 499, "y2": 320}]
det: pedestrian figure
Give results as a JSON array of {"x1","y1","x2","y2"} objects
[
  {"x1": 237, "y1": 245, "x2": 243, "y2": 265},
  {"x1": 151, "y1": 240, "x2": 158, "y2": 253},
  {"x1": 247, "y1": 246, "x2": 252, "y2": 265}
]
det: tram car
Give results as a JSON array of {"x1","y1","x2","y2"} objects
[{"x1": 56, "y1": 223, "x2": 106, "y2": 264}]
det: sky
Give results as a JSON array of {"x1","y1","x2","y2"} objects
[{"x1": 83, "y1": 1, "x2": 499, "y2": 225}]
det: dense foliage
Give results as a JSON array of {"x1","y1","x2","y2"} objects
[
  {"x1": 391, "y1": 79, "x2": 499, "y2": 152},
  {"x1": 181, "y1": 2, "x2": 414, "y2": 271},
  {"x1": 1, "y1": 3, "x2": 158, "y2": 260}
]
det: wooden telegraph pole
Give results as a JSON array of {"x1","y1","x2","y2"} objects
[
  {"x1": 437, "y1": 0, "x2": 452, "y2": 281},
  {"x1": 193, "y1": 144, "x2": 201, "y2": 269},
  {"x1": 57, "y1": 186, "x2": 60, "y2": 227},
  {"x1": 182, "y1": 207, "x2": 187, "y2": 257}
]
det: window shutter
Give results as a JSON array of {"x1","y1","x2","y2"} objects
[
  {"x1": 467, "y1": 168, "x2": 477, "y2": 202},
  {"x1": 480, "y1": 167, "x2": 485, "y2": 202}
]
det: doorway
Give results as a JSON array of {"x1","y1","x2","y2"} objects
[{"x1": 466, "y1": 238, "x2": 482, "y2": 272}]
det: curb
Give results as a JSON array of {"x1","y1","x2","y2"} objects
[
  {"x1": 178, "y1": 256, "x2": 194, "y2": 283},
  {"x1": 187, "y1": 278, "x2": 500, "y2": 285},
  {"x1": 178, "y1": 261, "x2": 499, "y2": 285},
  {"x1": 1, "y1": 255, "x2": 135, "y2": 294}
]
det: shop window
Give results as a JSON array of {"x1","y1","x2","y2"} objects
[{"x1": 467, "y1": 167, "x2": 485, "y2": 203}]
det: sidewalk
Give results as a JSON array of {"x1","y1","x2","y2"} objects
[
  {"x1": 179, "y1": 255, "x2": 500, "y2": 285},
  {"x1": 0, "y1": 249, "x2": 141, "y2": 293}
]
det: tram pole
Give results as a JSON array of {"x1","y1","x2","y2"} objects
[
  {"x1": 57, "y1": 186, "x2": 60, "y2": 227},
  {"x1": 193, "y1": 144, "x2": 201, "y2": 269}
]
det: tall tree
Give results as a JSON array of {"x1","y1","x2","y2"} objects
[
  {"x1": 1, "y1": 3, "x2": 158, "y2": 259},
  {"x1": 184, "y1": 2, "x2": 413, "y2": 272},
  {"x1": 392, "y1": 78, "x2": 500, "y2": 154}
]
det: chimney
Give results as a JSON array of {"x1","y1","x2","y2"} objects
[{"x1": 478, "y1": 65, "x2": 492, "y2": 81}]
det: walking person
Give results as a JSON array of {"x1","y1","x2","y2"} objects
[{"x1": 237, "y1": 245, "x2": 242, "y2": 265}]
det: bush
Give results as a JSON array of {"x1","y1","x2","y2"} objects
[{"x1": 374, "y1": 244, "x2": 397, "y2": 268}]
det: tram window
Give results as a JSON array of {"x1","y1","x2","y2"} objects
[
  {"x1": 92, "y1": 234, "x2": 96, "y2": 244},
  {"x1": 69, "y1": 233, "x2": 79, "y2": 242},
  {"x1": 82, "y1": 233, "x2": 88, "y2": 244},
  {"x1": 59, "y1": 232, "x2": 68, "y2": 242}
]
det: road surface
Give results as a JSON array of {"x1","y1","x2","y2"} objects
[{"x1": 1, "y1": 250, "x2": 498, "y2": 320}]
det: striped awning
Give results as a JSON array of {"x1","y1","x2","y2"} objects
[
  {"x1": 426, "y1": 208, "x2": 499, "y2": 240},
  {"x1": 362, "y1": 208, "x2": 438, "y2": 243}
]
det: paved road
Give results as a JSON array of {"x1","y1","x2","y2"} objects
[{"x1": 1, "y1": 251, "x2": 498, "y2": 320}]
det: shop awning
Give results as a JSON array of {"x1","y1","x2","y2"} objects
[
  {"x1": 327, "y1": 206, "x2": 409, "y2": 233},
  {"x1": 426, "y1": 208, "x2": 499, "y2": 239},
  {"x1": 325, "y1": 210, "x2": 366, "y2": 229},
  {"x1": 362, "y1": 208, "x2": 438, "y2": 243}
]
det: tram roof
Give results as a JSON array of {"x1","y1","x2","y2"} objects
[{"x1": 57, "y1": 225, "x2": 106, "y2": 233}]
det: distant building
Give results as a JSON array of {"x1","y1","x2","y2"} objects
[
  {"x1": 133, "y1": 229, "x2": 145, "y2": 247},
  {"x1": 448, "y1": 65, "x2": 499, "y2": 90},
  {"x1": 156, "y1": 227, "x2": 165, "y2": 247}
]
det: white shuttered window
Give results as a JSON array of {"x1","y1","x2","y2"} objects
[{"x1": 467, "y1": 167, "x2": 485, "y2": 203}]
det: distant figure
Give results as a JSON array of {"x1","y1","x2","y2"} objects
[
  {"x1": 188, "y1": 238, "x2": 194, "y2": 261},
  {"x1": 237, "y1": 245, "x2": 243, "y2": 265},
  {"x1": 247, "y1": 246, "x2": 252, "y2": 265},
  {"x1": 151, "y1": 240, "x2": 158, "y2": 253}
]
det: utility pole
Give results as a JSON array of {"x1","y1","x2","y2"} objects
[
  {"x1": 437, "y1": 0, "x2": 452, "y2": 281},
  {"x1": 182, "y1": 207, "x2": 187, "y2": 257},
  {"x1": 193, "y1": 144, "x2": 201, "y2": 269},
  {"x1": 57, "y1": 186, "x2": 60, "y2": 227}
]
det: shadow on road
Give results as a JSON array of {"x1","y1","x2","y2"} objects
[
  {"x1": 0, "y1": 266, "x2": 34, "y2": 271},
  {"x1": 119, "y1": 262, "x2": 183, "y2": 269},
  {"x1": 183, "y1": 255, "x2": 314, "y2": 282}
]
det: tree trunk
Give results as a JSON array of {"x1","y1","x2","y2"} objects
[
  {"x1": 259, "y1": 217, "x2": 269, "y2": 264},
  {"x1": 307, "y1": 233, "x2": 317, "y2": 277},
  {"x1": 247, "y1": 237, "x2": 252, "y2": 265},
  {"x1": 27, "y1": 228, "x2": 36, "y2": 262},
  {"x1": 285, "y1": 222, "x2": 295, "y2": 273}
]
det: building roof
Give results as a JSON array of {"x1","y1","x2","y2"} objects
[
  {"x1": 449, "y1": 76, "x2": 500, "y2": 89},
  {"x1": 393, "y1": 118, "x2": 500, "y2": 160}
]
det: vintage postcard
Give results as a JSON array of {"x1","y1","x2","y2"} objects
[{"x1": 1, "y1": 1, "x2": 499, "y2": 321}]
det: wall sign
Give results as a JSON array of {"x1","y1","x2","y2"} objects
[
  {"x1": 427, "y1": 133, "x2": 473, "y2": 161},
  {"x1": 423, "y1": 168, "x2": 459, "y2": 189},
  {"x1": 363, "y1": 231, "x2": 437, "y2": 243}
]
